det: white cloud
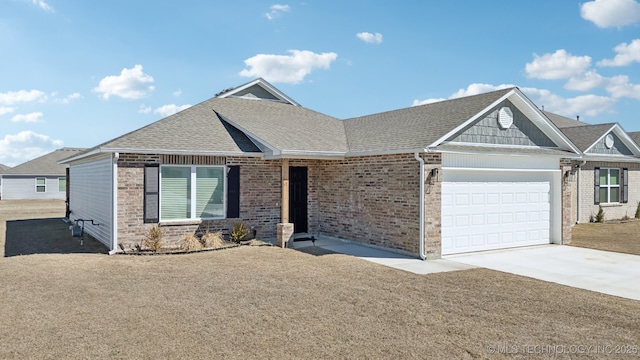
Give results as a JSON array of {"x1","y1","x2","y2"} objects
[
  {"x1": 266, "y1": 4, "x2": 290, "y2": 20},
  {"x1": 138, "y1": 105, "x2": 151, "y2": 114},
  {"x1": 525, "y1": 50, "x2": 591, "y2": 80},
  {"x1": 580, "y1": 0, "x2": 640, "y2": 28},
  {"x1": 598, "y1": 39, "x2": 640, "y2": 66},
  {"x1": 153, "y1": 104, "x2": 192, "y2": 117},
  {"x1": 0, "y1": 107, "x2": 16, "y2": 116},
  {"x1": 26, "y1": 0, "x2": 54, "y2": 12},
  {"x1": 412, "y1": 83, "x2": 516, "y2": 106},
  {"x1": 564, "y1": 70, "x2": 607, "y2": 91},
  {"x1": 173, "y1": 89, "x2": 182, "y2": 97},
  {"x1": 356, "y1": 32, "x2": 383, "y2": 44},
  {"x1": 55, "y1": 92, "x2": 82, "y2": 104},
  {"x1": 239, "y1": 50, "x2": 338, "y2": 84},
  {"x1": 605, "y1": 75, "x2": 640, "y2": 99},
  {"x1": 11, "y1": 112, "x2": 44, "y2": 123},
  {"x1": 0, "y1": 89, "x2": 46, "y2": 105},
  {"x1": 521, "y1": 87, "x2": 617, "y2": 117},
  {"x1": 0, "y1": 131, "x2": 63, "y2": 167},
  {"x1": 93, "y1": 65, "x2": 155, "y2": 100}
]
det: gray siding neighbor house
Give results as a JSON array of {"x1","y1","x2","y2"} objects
[
  {"x1": 0, "y1": 164, "x2": 11, "y2": 199},
  {"x1": 1, "y1": 148, "x2": 84, "y2": 200},
  {"x1": 63, "y1": 78, "x2": 586, "y2": 257}
]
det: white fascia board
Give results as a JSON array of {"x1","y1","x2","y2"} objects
[
  {"x1": 345, "y1": 148, "x2": 426, "y2": 157},
  {"x1": 58, "y1": 149, "x2": 102, "y2": 164},
  {"x1": 103, "y1": 148, "x2": 264, "y2": 158},
  {"x1": 508, "y1": 89, "x2": 581, "y2": 154},
  {"x1": 584, "y1": 124, "x2": 640, "y2": 157},
  {"x1": 436, "y1": 146, "x2": 581, "y2": 159},
  {"x1": 216, "y1": 78, "x2": 300, "y2": 106},
  {"x1": 427, "y1": 89, "x2": 515, "y2": 148},
  {"x1": 582, "y1": 154, "x2": 640, "y2": 163}
]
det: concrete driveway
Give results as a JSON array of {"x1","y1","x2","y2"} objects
[{"x1": 447, "y1": 245, "x2": 640, "y2": 301}]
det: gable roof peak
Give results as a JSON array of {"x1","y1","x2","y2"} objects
[{"x1": 214, "y1": 78, "x2": 300, "y2": 106}]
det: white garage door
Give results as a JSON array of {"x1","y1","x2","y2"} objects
[{"x1": 441, "y1": 180, "x2": 551, "y2": 255}]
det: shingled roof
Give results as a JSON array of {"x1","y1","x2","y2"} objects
[
  {"x1": 0, "y1": 164, "x2": 10, "y2": 173},
  {"x1": 344, "y1": 88, "x2": 514, "y2": 153},
  {"x1": 556, "y1": 123, "x2": 617, "y2": 152},
  {"x1": 4, "y1": 148, "x2": 85, "y2": 175}
]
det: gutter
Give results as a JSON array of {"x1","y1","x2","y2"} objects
[
  {"x1": 414, "y1": 151, "x2": 426, "y2": 260},
  {"x1": 109, "y1": 152, "x2": 119, "y2": 255},
  {"x1": 576, "y1": 159, "x2": 587, "y2": 224}
]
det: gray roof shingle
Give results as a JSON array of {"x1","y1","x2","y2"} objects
[
  {"x1": 4, "y1": 148, "x2": 85, "y2": 175},
  {"x1": 344, "y1": 88, "x2": 514, "y2": 152},
  {"x1": 628, "y1": 131, "x2": 640, "y2": 146},
  {"x1": 543, "y1": 111, "x2": 586, "y2": 129},
  {"x1": 0, "y1": 164, "x2": 10, "y2": 173},
  {"x1": 544, "y1": 111, "x2": 617, "y2": 152}
]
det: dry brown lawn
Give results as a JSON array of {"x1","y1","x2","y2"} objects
[
  {"x1": 1, "y1": 200, "x2": 639, "y2": 359},
  {"x1": 571, "y1": 219, "x2": 640, "y2": 256}
]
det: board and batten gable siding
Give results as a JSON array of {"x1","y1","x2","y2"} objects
[
  {"x1": 1, "y1": 175, "x2": 66, "y2": 200},
  {"x1": 586, "y1": 133, "x2": 633, "y2": 156},
  {"x1": 447, "y1": 100, "x2": 556, "y2": 147},
  {"x1": 69, "y1": 154, "x2": 113, "y2": 248}
]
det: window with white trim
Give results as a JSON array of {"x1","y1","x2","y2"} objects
[
  {"x1": 160, "y1": 165, "x2": 226, "y2": 221},
  {"x1": 58, "y1": 177, "x2": 66, "y2": 192},
  {"x1": 35, "y1": 177, "x2": 46, "y2": 193},
  {"x1": 598, "y1": 168, "x2": 620, "y2": 203}
]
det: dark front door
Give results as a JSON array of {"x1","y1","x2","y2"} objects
[{"x1": 289, "y1": 166, "x2": 308, "y2": 233}]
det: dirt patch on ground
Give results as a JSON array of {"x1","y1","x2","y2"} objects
[
  {"x1": 1, "y1": 200, "x2": 639, "y2": 359},
  {"x1": 571, "y1": 219, "x2": 640, "y2": 256}
]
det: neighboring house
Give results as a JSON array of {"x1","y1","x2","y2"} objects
[
  {"x1": 0, "y1": 164, "x2": 11, "y2": 200},
  {"x1": 545, "y1": 112, "x2": 640, "y2": 223},
  {"x1": 1, "y1": 148, "x2": 84, "y2": 200},
  {"x1": 62, "y1": 78, "x2": 582, "y2": 257}
]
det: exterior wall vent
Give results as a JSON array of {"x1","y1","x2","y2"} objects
[
  {"x1": 605, "y1": 133, "x2": 614, "y2": 149},
  {"x1": 498, "y1": 106, "x2": 513, "y2": 129}
]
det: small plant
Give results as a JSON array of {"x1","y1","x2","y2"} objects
[
  {"x1": 201, "y1": 230, "x2": 226, "y2": 249},
  {"x1": 230, "y1": 221, "x2": 249, "y2": 243},
  {"x1": 180, "y1": 234, "x2": 202, "y2": 251},
  {"x1": 143, "y1": 226, "x2": 163, "y2": 252},
  {"x1": 595, "y1": 206, "x2": 605, "y2": 223},
  {"x1": 635, "y1": 201, "x2": 640, "y2": 219}
]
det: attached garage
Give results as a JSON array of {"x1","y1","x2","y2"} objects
[{"x1": 441, "y1": 153, "x2": 562, "y2": 255}]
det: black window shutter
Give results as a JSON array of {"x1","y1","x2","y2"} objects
[
  {"x1": 594, "y1": 167, "x2": 600, "y2": 205},
  {"x1": 622, "y1": 168, "x2": 629, "y2": 203},
  {"x1": 144, "y1": 164, "x2": 159, "y2": 223},
  {"x1": 227, "y1": 165, "x2": 240, "y2": 218}
]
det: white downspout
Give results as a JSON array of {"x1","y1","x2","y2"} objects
[
  {"x1": 414, "y1": 152, "x2": 426, "y2": 260},
  {"x1": 109, "y1": 152, "x2": 119, "y2": 255},
  {"x1": 576, "y1": 160, "x2": 586, "y2": 224}
]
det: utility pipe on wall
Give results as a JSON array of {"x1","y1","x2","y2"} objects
[{"x1": 414, "y1": 152, "x2": 426, "y2": 260}]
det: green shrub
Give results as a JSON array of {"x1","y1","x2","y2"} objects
[
  {"x1": 230, "y1": 222, "x2": 249, "y2": 243},
  {"x1": 143, "y1": 226, "x2": 163, "y2": 252},
  {"x1": 595, "y1": 206, "x2": 605, "y2": 223},
  {"x1": 635, "y1": 201, "x2": 640, "y2": 219},
  {"x1": 180, "y1": 234, "x2": 202, "y2": 251}
]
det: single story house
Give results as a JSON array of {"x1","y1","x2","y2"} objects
[
  {"x1": 0, "y1": 164, "x2": 11, "y2": 199},
  {"x1": 1, "y1": 148, "x2": 84, "y2": 200},
  {"x1": 545, "y1": 112, "x2": 640, "y2": 223},
  {"x1": 62, "y1": 78, "x2": 584, "y2": 258}
]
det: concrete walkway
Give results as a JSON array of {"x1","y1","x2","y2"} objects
[
  {"x1": 290, "y1": 237, "x2": 476, "y2": 274},
  {"x1": 292, "y1": 238, "x2": 640, "y2": 301},
  {"x1": 447, "y1": 245, "x2": 640, "y2": 301}
]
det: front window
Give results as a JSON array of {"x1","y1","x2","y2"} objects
[
  {"x1": 599, "y1": 168, "x2": 620, "y2": 203},
  {"x1": 160, "y1": 166, "x2": 225, "y2": 221},
  {"x1": 35, "y1": 177, "x2": 46, "y2": 193}
]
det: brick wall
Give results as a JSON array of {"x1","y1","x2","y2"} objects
[
  {"x1": 561, "y1": 158, "x2": 574, "y2": 244},
  {"x1": 116, "y1": 154, "x2": 281, "y2": 250},
  {"x1": 574, "y1": 160, "x2": 640, "y2": 222}
]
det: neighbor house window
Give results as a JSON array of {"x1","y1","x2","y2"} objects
[
  {"x1": 595, "y1": 167, "x2": 629, "y2": 205},
  {"x1": 35, "y1": 177, "x2": 46, "y2": 193},
  {"x1": 160, "y1": 166, "x2": 225, "y2": 221},
  {"x1": 58, "y1": 177, "x2": 66, "y2": 192}
]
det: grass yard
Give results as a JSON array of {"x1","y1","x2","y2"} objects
[
  {"x1": 570, "y1": 219, "x2": 640, "y2": 256},
  {"x1": 0, "y1": 200, "x2": 639, "y2": 359}
]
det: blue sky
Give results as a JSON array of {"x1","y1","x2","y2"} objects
[{"x1": 1, "y1": 0, "x2": 640, "y2": 166}]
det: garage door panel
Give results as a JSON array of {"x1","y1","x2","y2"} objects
[{"x1": 442, "y1": 179, "x2": 551, "y2": 255}]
